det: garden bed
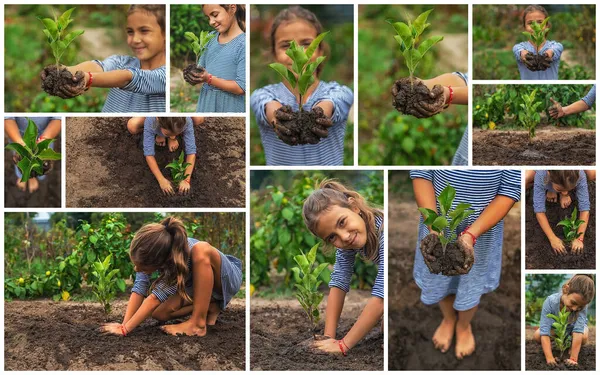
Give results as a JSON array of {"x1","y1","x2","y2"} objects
[
  {"x1": 525, "y1": 326, "x2": 596, "y2": 371},
  {"x1": 473, "y1": 127, "x2": 595, "y2": 166},
  {"x1": 388, "y1": 195, "x2": 521, "y2": 370},
  {"x1": 4, "y1": 299, "x2": 245, "y2": 371},
  {"x1": 66, "y1": 117, "x2": 245, "y2": 208},
  {"x1": 250, "y1": 291, "x2": 383, "y2": 371},
  {"x1": 526, "y1": 180, "x2": 596, "y2": 269}
]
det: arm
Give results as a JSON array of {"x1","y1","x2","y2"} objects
[
  {"x1": 413, "y1": 177, "x2": 437, "y2": 230},
  {"x1": 67, "y1": 61, "x2": 104, "y2": 74},
  {"x1": 422, "y1": 73, "x2": 468, "y2": 105},
  {"x1": 535, "y1": 212, "x2": 565, "y2": 254},
  {"x1": 40, "y1": 119, "x2": 61, "y2": 140},
  {"x1": 122, "y1": 292, "x2": 144, "y2": 325},
  {"x1": 323, "y1": 287, "x2": 346, "y2": 338},
  {"x1": 545, "y1": 41, "x2": 563, "y2": 61},
  {"x1": 264, "y1": 101, "x2": 283, "y2": 125},
  {"x1": 123, "y1": 294, "x2": 162, "y2": 333},
  {"x1": 570, "y1": 332, "x2": 584, "y2": 362},
  {"x1": 541, "y1": 336, "x2": 556, "y2": 364},
  {"x1": 206, "y1": 74, "x2": 245, "y2": 95},
  {"x1": 4, "y1": 119, "x2": 24, "y2": 145},
  {"x1": 342, "y1": 296, "x2": 383, "y2": 349},
  {"x1": 468, "y1": 195, "x2": 516, "y2": 238}
]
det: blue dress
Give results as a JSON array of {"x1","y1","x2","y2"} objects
[
  {"x1": 451, "y1": 72, "x2": 469, "y2": 166},
  {"x1": 512, "y1": 40, "x2": 563, "y2": 80},
  {"x1": 533, "y1": 170, "x2": 590, "y2": 213},
  {"x1": 142, "y1": 117, "x2": 196, "y2": 157},
  {"x1": 410, "y1": 170, "x2": 521, "y2": 310},
  {"x1": 196, "y1": 32, "x2": 245, "y2": 113},
  {"x1": 251, "y1": 81, "x2": 353, "y2": 166}
]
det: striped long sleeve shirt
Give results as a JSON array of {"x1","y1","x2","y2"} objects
[{"x1": 512, "y1": 40, "x2": 563, "y2": 80}]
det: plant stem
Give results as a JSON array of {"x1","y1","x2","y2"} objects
[{"x1": 299, "y1": 94, "x2": 303, "y2": 111}]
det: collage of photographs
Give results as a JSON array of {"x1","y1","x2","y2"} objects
[{"x1": 1, "y1": 1, "x2": 597, "y2": 372}]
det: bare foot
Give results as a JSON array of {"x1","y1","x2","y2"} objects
[
  {"x1": 455, "y1": 323, "x2": 476, "y2": 359},
  {"x1": 546, "y1": 191, "x2": 557, "y2": 203},
  {"x1": 167, "y1": 137, "x2": 179, "y2": 152},
  {"x1": 16, "y1": 178, "x2": 26, "y2": 192},
  {"x1": 161, "y1": 320, "x2": 206, "y2": 336},
  {"x1": 207, "y1": 303, "x2": 221, "y2": 326},
  {"x1": 155, "y1": 135, "x2": 166, "y2": 146},
  {"x1": 432, "y1": 317, "x2": 456, "y2": 353},
  {"x1": 28, "y1": 177, "x2": 39, "y2": 193},
  {"x1": 559, "y1": 193, "x2": 572, "y2": 209}
]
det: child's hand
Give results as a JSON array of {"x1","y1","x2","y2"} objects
[
  {"x1": 391, "y1": 77, "x2": 445, "y2": 118},
  {"x1": 99, "y1": 322, "x2": 126, "y2": 336},
  {"x1": 446, "y1": 233, "x2": 475, "y2": 276},
  {"x1": 183, "y1": 69, "x2": 207, "y2": 86},
  {"x1": 159, "y1": 178, "x2": 175, "y2": 196},
  {"x1": 546, "y1": 357, "x2": 559, "y2": 366},
  {"x1": 178, "y1": 179, "x2": 190, "y2": 195},
  {"x1": 272, "y1": 106, "x2": 298, "y2": 145},
  {"x1": 313, "y1": 338, "x2": 344, "y2": 355},
  {"x1": 571, "y1": 237, "x2": 584, "y2": 254},
  {"x1": 522, "y1": 52, "x2": 538, "y2": 70},
  {"x1": 549, "y1": 235, "x2": 566, "y2": 255},
  {"x1": 565, "y1": 358, "x2": 578, "y2": 367},
  {"x1": 40, "y1": 65, "x2": 86, "y2": 99},
  {"x1": 549, "y1": 98, "x2": 565, "y2": 119},
  {"x1": 559, "y1": 193, "x2": 572, "y2": 209},
  {"x1": 168, "y1": 137, "x2": 179, "y2": 152},
  {"x1": 307, "y1": 106, "x2": 333, "y2": 142}
]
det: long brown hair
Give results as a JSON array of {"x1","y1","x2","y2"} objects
[
  {"x1": 156, "y1": 117, "x2": 187, "y2": 135},
  {"x1": 302, "y1": 179, "x2": 383, "y2": 261},
  {"x1": 545, "y1": 170, "x2": 580, "y2": 191},
  {"x1": 130, "y1": 216, "x2": 191, "y2": 303},
  {"x1": 203, "y1": 4, "x2": 246, "y2": 32},
  {"x1": 562, "y1": 274, "x2": 595, "y2": 323},
  {"x1": 128, "y1": 5, "x2": 166, "y2": 34}
]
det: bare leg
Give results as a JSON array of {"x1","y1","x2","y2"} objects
[
  {"x1": 207, "y1": 301, "x2": 221, "y2": 325},
  {"x1": 16, "y1": 177, "x2": 26, "y2": 192},
  {"x1": 192, "y1": 117, "x2": 205, "y2": 126},
  {"x1": 533, "y1": 327, "x2": 542, "y2": 343},
  {"x1": 525, "y1": 170, "x2": 535, "y2": 189},
  {"x1": 432, "y1": 294, "x2": 457, "y2": 353},
  {"x1": 584, "y1": 170, "x2": 596, "y2": 182},
  {"x1": 127, "y1": 117, "x2": 146, "y2": 134},
  {"x1": 152, "y1": 294, "x2": 193, "y2": 322},
  {"x1": 28, "y1": 177, "x2": 39, "y2": 193},
  {"x1": 455, "y1": 305, "x2": 478, "y2": 359}
]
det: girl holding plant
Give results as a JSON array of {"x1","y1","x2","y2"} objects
[
  {"x1": 513, "y1": 5, "x2": 563, "y2": 80},
  {"x1": 525, "y1": 170, "x2": 591, "y2": 255},
  {"x1": 127, "y1": 117, "x2": 196, "y2": 196},
  {"x1": 250, "y1": 6, "x2": 354, "y2": 166},
  {"x1": 40, "y1": 5, "x2": 166, "y2": 112},
  {"x1": 302, "y1": 180, "x2": 384, "y2": 356},
  {"x1": 549, "y1": 84, "x2": 597, "y2": 119},
  {"x1": 4, "y1": 117, "x2": 61, "y2": 193},
  {"x1": 100, "y1": 216, "x2": 243, "y2": 337},
  {"x1": 533, "y1": 274, "x2": 594, "y2": 367},
  {"x1": 411, "y1": 170, "x2": 520, "y2": 359},
  {"x1": 183, "y1": 5, "x2": 246, "y2": 113}
]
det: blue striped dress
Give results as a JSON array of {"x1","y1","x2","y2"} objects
[
  {"x1": 251, "y1": 81, "x2": 354, "y2": 166},
  {"x1": 533, "y1": 170, "x2": 590, "y2": 213},
  {"x1": 142, "y1": 117, "x2": 196, "y2": 157},
  {"x1": 540, "y1": 292, "x2": 587, "y2": 336},
  {"x1": 328, "y1": 214, "x2": 384, "y2": 299},
  {"x1": 131, "y1": 238, "x2": 243, "y2": 310},
  {"x1": 93, "y1": 55, "x2": 166, "y2": 112},
  {"x1": 512, "y1": 40, "x2": 563, "y2": 80},
  {"x1": 410, "y1": 170, "x2": 521, "y2": 310},
  {"x1": 5, "y1": 116, "x2": 61, "y2": 181},
  {"x1": 196, "y1": 32, "x2": 245, "y2": 113},
  {"x1": 451, "y1": 72, "x2": 469, "y2": 166},
  {"x1": 582, "y1": 84, "x2": 596, "y2": 108}
]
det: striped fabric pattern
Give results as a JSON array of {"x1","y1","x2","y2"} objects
[
  {"x1": 250, "y1": 81, "x2": 354, "y2": 166},
  {"x1": 512, "y1": 40, "x2": 563, "y2": 80},
  {"x1": 328, "y1": 214, "x2": 384, "y2": 299},
  {"x1": 451, "y1": 72, "x2": 469, "y2": 166},
  {"x1": 582, "y1": 84, "x2": 596, "y2": 108},
  {"x1": 540, "y1": 292, "x2": 587, "y2": 335},
  {"x1": 93, "y1": 55, "x2": 166, "y2": 112},
  {"x1": 196, "y1": 32, "x2": 246, "y2": 113},
  {"x1": 410, "y1": 170, "x2": 521, "y2": 310},
  {"x1": 142, "y1": 117, "x2": 196, "y2": 157},
  {"x1": 533, "y1": 170, "x2": 590, "y2": 213}
]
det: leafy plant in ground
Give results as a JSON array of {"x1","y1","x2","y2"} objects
[
  {"x1": 518, "y1": 88, "x2": 542, "y2": 142},
  {"x1": 557, "y1": 207, "x2": 585, "y2": 243},
  {"x1": 5, "y1": 118, "x2": 61, "y2": 182},
  {"x1": 184, "y1": 31, "x2": 216, "y2": 69},
  {"x1": 522, "y1": 17, "x2": 550, "y2": 56},
  {"x1": 291, "y1": 243, "x2": 329, "y2": 339},
  {"x1": 547, "y1": 306, "x2": 572, "y2": 360},
  {"x1": 38, "y1": 7, "x2": 84, "y2": 70},
  {"x1": 418, "y1": 184, "x2": 474, "y2": 251},
  {"x1": 165, "y1": 151, "x2": 191, "y2": 186},
  {"x1": 90, "y1": 254, "x2": 125, "y2": 314},
  {"x1": 388, "y1": 9, "x2": 443, "y2": 88}
]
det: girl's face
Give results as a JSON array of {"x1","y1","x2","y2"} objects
[
  {"x1": 551, "y1": 183, "x2": 571, "y2": 196},
  {"x1": 273, "y1": 20, "x2": 323, "y2": 69},
  {"x1": 314, "y1": 204, "x2": 367, "y2": 250},
  {"x1": 127, "y1": 10, "x2": 165, "y2": 62},
  {"x1": 524, "y1": 10, "x2": 547, "y2": 33},
  {"x1": 203, "y1": 5, "x2": 235, "y2": 34},
  {"x1": 561, "y1": 292, "x2": 587, "y2": 313}
]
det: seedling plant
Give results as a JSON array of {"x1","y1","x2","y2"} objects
[
  {"x1": 90, "y1": 254, "x2": 126, "y2": 315},
  {"x1": 165, "y1": 151, "x2": 191, "y2": 187},
  {"x1": 5, "y1": 118, "x2": 61, "y2": 183},
  {"x1": 521, "y1": 17, "x2": 552, "y2": 71},
  {"x1": 546, "y1": 306, "x2": 572, "y2": 360},
  {"x1": 557, "y1": 207, "x2": 585, "y2": 243},
  {"x1": 518, "y1": 89, "x2": 542, "y2": 143},
  {"x1": 183, "y1": 31, "x2": 216, "y2": 73},
  {"x1": 291, "y1": 243, "x2": 329, "y2": 339}
]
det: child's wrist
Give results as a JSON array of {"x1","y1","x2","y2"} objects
[{"x1": 85, "y1": 71, "x2": 93, "y2": 90}]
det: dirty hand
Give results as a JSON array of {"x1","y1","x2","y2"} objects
[
  {"x1": 183, "y1": 69, "x2": 207, "y2": 86},
  {"x1": 411, "y1": 84, "x2": 446, "y2": 118},
  {"x1": 523, "y1": 52, "x2": 539, "y2": 71},
  {"x1": 307, "y1": 106, "x2": 333, "y2": 142},
  {"x1": 168, "y1": 137, "x2": 179, "y2": 152},
  {"x1": 445, "y1": 233, "x2": 475, "y2": 276},
  {"x1": 313, "y1": 338, "x2": 344, "y2": 355},
  {"x1": 99, "y1": 323, "x2": 126, "y2": 336},
  {"x1": 550, "y1": 235, "x2": 566, "y2": 255},
  {"x1": 571, "y1": 237, "x2": 584, "y2": 255},
  {"x1": 548, "y1": 98, "x2": 565, "y2": 119},
  {"x1": 272, "y1": 105, "x2": 298, "y2": 145},
  {"x1": 159, "y1": 178, "x2": 175, "y2": 196},
  {"x1": 546, "y1": 357, "x2": 559, "y2": 366},
  {"x1": 559, "y1": 193, "x2": 572, "y2": 209},
  {"x1": 564, "y1": 358, "x2": 578, "y2": 367},
  {"x1": 40, "y1": 65, "x2": 86, "y2": 99},
  {"x1": 178, "y1": 179, "x2": 190, "y2": 195},
  {"x1": 540, "y1": 54, "x2": 553, "y2": 70},
  {"x1": 420, "y1": 232, "x2": 440, "y2": 266}
]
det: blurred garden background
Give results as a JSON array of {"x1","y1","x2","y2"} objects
[
  {"x1": 473, "y1": 4, "x2": 595, "y2": 80},
  {"x1": 358, "y1": 5, "x2": 468, "y2": 165},
  {"x1": 249, "y1": 5, "x2": 354, "y2": 165},
  {"x1": 4, "y1": 5, "x2": 130, "y2": 112},
  {"x1": 250, "y1": 170, "x2": 382, "y2": 297}
]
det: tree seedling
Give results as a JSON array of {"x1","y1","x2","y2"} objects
[
  {"x1": 5, "y1": 118, "x2": 61, "y2": 183},
  {"x1": 90, "y1": 254, "x2": 126, "y2": 315},
  {"x1": 557, "y1": 207, "x2": 585, "y2": 243},
  {"x1": 291, "y1": 243, "x2": 329, "y2": 339},
  {"x1": 165, "y1": 151, "x2": 191, "y2": 187},
  {"x1": 522, "y1": 17, "x2": 550, "y2": 55},
  {"x1": 184, "y1": 31, "x2": 216, "y2": 71},
  {"x1": 38, "y1": 7, "x2": 85, "y2": 71},
  {"x1": 519, "y1": 88, "x2": 542, "y2": 143},
  {"x1": 547, "y1": 306, "x2": 572, "y2": 360}
]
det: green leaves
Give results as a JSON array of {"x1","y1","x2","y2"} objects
[
  {"x1": 39, "y1": 7, "x2": 84, "y2": 67},
  {"x1": 90, "y1": 254, "x2": 122, "y2": 314},
  {"x1": 557, "y1": 207, "x2": 586, "y2": 242},
  {"x1": 524, "y1": 17, "x2": 551, "y2": 51},
  {"x1": 165, "y1": 151, "x2": 191, "y2": 186},
  {"x1": 547, "y1": 306, "x2": 572, "y2": 360},
  {"x1": 518, "y1": 89, "x2": 541, "y2": 141},
  {"x1": 184, "y1": 30, "x2": 216, "y2": 65}
]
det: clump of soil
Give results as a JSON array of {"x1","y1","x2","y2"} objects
[
  {"x1": 526, "y1": 340, "x2": 595, "y2": 370},
  {"x1": 183, "y1": 64, "x2": 204, "y2": 78},
  {"x1": 4, "y1": 299, "x2": 245, "y2": 371},
  {"x1": 274, "y1": 106, "x2": 330, "y2": 145},
  {"x1": 526, "y1": 180, "x2": 595, "y2": 269},
  {"x1": 392, "y1": 77, "x2": 445, "y2": 118},
  {"x1": 41, "y1": 65, "x2": 85, "y2": 98},
  {"x1": 524, "y1": 53, "x2": 551, "y2": 71},
  {"x1": 420, "y1": 233, "x2": 472, "y2": 275}
]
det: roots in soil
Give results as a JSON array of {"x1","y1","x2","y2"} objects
[
  {"x1": 41, "y1": 66, "x2": 85, "y2": 97},
  {"x1": 183, "y1": 63, "x2": 205, "y2": 76},
  {"x1": 421, "y1": 234, "x2": 470, "y2": 276},
  {"x1": 524, "y1": 53, "x2": 551, "y2": 71},
  {"x1": 392, "y1": 77, "x2": 445, "y2": 118},
  {"x1": 274, "y1": 106, "x2": 329, "y2": 145}
]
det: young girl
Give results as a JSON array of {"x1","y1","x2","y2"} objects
[
  {"x1": 302, "y1": 180, "x2": 383, "y2": 355},
  {"x1": 183, "y1": 5, "x2": 246, "y2": 113},
  {"x1": 533, "y1": 274, "x2": 595, "y2": 367},
  {"x1": 40, "y1": 5, "x2": 166, "y2": 112},
  {"x1": 250, "y1": 6, "x2": 354, "y2": 166},
  {"x1": 525, "y1": 170, "x2": 591, "y2": 255},
  {"x1": 100, "y1": 216, "x2": 243, "y2": 337},
  {"x1": 128, "y1": 117, "x2": 197, "y2": 195},
  {"x1": 411, "y1": 170, "x2": 520, "y2": 359},
  {"x1": 512, "y1": 5, "x2": 563, "y2": 80},
  {"x1": 550, "y1": 85, "x2": 597, "y2": 119},
  {"x1": 4, "y1": 117, "x2": 61, "y2": 193}
]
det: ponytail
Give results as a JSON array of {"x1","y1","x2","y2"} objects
[{"x1": 219, "y1": 4, "x2": 246, "y2": 32}]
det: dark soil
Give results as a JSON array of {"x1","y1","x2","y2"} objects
[
  {"x1": 392, "y1": 77, "x2": 444, "y2": 118},
  {"x1": 473, "y1": 127, "x2": 595, "y2": 166},
  {"x1": 66, "y1": 117, "x2": 245, "y2": 208},
  {"x1": 421, "y1": 233, "x2": 472, "y2": 275},
  {"x1": 41, "y1": 65, "x2": 85, "y2": 97},
  {"x1": 183, "y1": 64, "x2": 205, "y2": 78},
  {"x1": 388, "y1": 182, "x2": 521, "y2": 370},
  {"x1": 4, "y1": 135, "x2": 61, "y2": 208},
  {"x1": 4, "y1": 299, "x2": 245, "y2": 370},
  {"x1": 251, "y1": 293, "x2": 383, "y2": 371},
  {"x1": 526, "y1": 180, "x2": 595, "y2": 269},
  {"x1": 526, "y1": 340, "x2": 596, "y2": 370},
  {"x1": 524, "y1": 52, "x2": 551, "y2": 71},
  {"x1": 274, "y1": 105, "x2": 329, "y2": 145}
]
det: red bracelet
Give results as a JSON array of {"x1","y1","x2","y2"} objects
[
  {"x1": 569, "y1": 357, "x2": 578, "y2": 364},
  {"x1": 85, "y1": 71, "x2": 93, "y2": 90},
  {"x1": 120, "y1": 324, "x2": 128, "y2": 336},
  {"x1": 446, "y1": 86, "x2": 453, "y2": 106},
  {"x1": 337, "y1": 340, "x2": 348, "y2": 356},
  {"x1": 184, "y1": 178, "x2": 191, "y2": 184},
  {"x1": 37, "y1": 135, "x2": 47, "y2": 143},
  {"x1": 460, "y1": 226, "x2": 477, "y2": 246},
  {"x1": 576, "y1": 237, "x2": 584, "y2": 243},
  {"x1": 207, "y1": 74, "x2": 213, "y2": 85}
]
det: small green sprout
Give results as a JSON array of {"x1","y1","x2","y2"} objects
[
  {"x1": 184, "y1": 31, "x2": 216, "y2": 68},
  {"x1": 518, "y1": 89, "x2": 542, "y2": 142},
  {"x1": 546, "y1": 306, "x2": 572, "y2": 360},
  {"x1": 165, "y1": 151, "x2": 191, "y2": 186},
  {"x1": 38, "y1": 7, "x2": 85, "y2": 70},
  {"x1": 557, "y1": 207, "x2": 585, "y2": 243},
  {"x1": 522, "y1": 17, "x2": 550, "y2": 55}
]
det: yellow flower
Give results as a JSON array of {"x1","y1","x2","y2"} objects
[
  {"x1": 46, "y1": 271, "x2": 51, "y2": 276},
  {"x1": 485, "y1": 113, "x2": 489, "y2": 119},
  {"x1": 18, "y1": 277, "x2": 25, "y2": 284},
  {"x1": 476, "y1": 105, "x2": 480, "y2": 110},
  {"x1": 250, "y1": 284, "x2": 256, "y2": 296},
  {"x1": 282, "y1": 198, "x2": 288, "y2": 204},
  {"x1": 61, "y1": 290, "x2": 70, "y2": 301},
  {"x1": 57, "y1": 280, "x2": 61, "y2": 287},
  {"x1": 304, "y1": 185, "x2": 311, "y2": 190},
  {"x1": 489, "y1": 121, "x2": 496, "y2": 130}
]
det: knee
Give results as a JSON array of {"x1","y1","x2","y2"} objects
[
  {"x1": 152, "y1": 304, "x2": 174, "y2": 322},
  {"x1": 127, "y1": 117, "x2": 143, "y2": 134},
  {"x1": 533, "y1": 328, "x2": 542, "y2": 343}
]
